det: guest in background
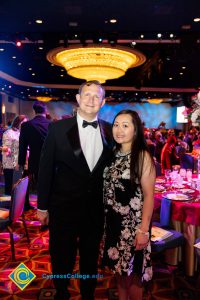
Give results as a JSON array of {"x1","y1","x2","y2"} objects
[
  {"x1": 144, "y1": 130, "x2": 156, "y2": 157},
  {"x1": 161, "y1": 135, "x2": 179, "y2": 174},
  {"x1": 2, "y1": 115, "x2": 28, "y2": 195},
  {"x1": 102, "y1": 110, "x2": 155, "y2": 300},
  {"x1": 18, "y1": 101, "x2": 51, "y2": 210},
  {"x1": 154, "y1": 131, "x2": 164, "y2": 163}
]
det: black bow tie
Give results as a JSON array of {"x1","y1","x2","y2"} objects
[{"x1": 82, "y1": 120, "x2": 98, "y2": 129}]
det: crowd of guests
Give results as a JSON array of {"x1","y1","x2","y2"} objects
[{"x1": 144, "y1": 126, "x2": 200, "y2": 174}]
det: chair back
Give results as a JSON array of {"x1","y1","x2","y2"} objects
[
  {"x1": 9, "y1": 177, "x2": 29, "y2": 222},
  {"x1": 180, "y1": 154, "x2": 194, "y2": 171}
]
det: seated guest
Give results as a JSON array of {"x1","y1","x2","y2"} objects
[
  {"x1": 161, "y1": 136, "x2": 179, "y2": 174},
  {"x1": 154, "y1": 131, "x2": 164, "y2": 163}
]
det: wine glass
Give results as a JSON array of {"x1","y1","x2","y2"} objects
[
  {"x1": 180, "y1": 168, "x2": 186, "y2": 179},
  {"x1": 186, "y1": 169, "x2": 192, "y2": 183},
  {"x1": 164, "y1": 169, "x2": 171, "y2": 183}
]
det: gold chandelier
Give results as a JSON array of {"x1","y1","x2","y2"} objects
[
  {"x1": 147, "y1": 98, "x2": 163, "y2": 104},
  {"x1": 47, "y1": 44, "x2": 146, "y2": 83},
  {"x1": 29, "y1": 96, "x2": 59, "y2": 102}
]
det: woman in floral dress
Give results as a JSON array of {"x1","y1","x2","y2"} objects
[{"x1": 102, "y1": 110, "x2": 156, "y2": 300}]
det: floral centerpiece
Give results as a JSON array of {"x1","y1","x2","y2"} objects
[{"x1": 191, "y1": 91, "x2": 200, "y2": 126}]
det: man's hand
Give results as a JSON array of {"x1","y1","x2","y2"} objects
[{"x1": 37, "y1": 210, "x2": 49, "y2": 225}]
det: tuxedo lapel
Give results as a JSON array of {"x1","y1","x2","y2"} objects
[
  {"x1": 66, "y1": 117, "x2": 91, "y2": 174},
  {"x1": 92, "y1": 119, "x2": 112, "y2": 173}
]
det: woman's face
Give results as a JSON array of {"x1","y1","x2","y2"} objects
[{"x1": 112, "y1": 114, "x2": 135, "y2": 149}]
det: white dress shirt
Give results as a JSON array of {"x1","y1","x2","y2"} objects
[{"x1": 77, "y1": 112, "x2": 103, "y2": 171}]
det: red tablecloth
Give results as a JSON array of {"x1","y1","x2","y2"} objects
[{"x1": 154, "y1": 182, "x2": 200, "y2": 226}]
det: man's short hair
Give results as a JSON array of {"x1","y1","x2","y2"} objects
[
  {"x1": 78, "y1": 80, "x2": 105, "y2": 99},
  {"x1": 33, "y1": 101, "x2": 47, "y2": 114}
]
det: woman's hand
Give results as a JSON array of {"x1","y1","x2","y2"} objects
[
  {"x1": 134, "y1": 232, "x2": 149, "y2": 250},
  {"x1": 37, "y1": 210, "x2": 49, "y2": 225}
]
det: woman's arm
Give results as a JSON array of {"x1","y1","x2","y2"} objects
[{"x1": 134, "y1": 152, "x2": 156, "y2": 250}]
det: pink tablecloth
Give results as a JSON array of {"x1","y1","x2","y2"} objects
[{"x1": 154, "y1": 186, "x2": 200, "y2": 226}]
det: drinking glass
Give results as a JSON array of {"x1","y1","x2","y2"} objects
[
  {"x1": 186, "y1": 169, "x2": 192, "y2": 183},
  {"x1": 164, "y1": 169, "x2": 171, "y2": 183},
  {"x1": 180, "y1": 168, "x2": 186, "y2": 179},
  {"x1": 170, "y1": 170, "x2": 178, "y2": 190}
]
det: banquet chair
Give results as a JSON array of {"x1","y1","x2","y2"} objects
[
  {"x1": 151, "y1": 221, "x2": 185, "y2": 273},
  {"x1": 155, "y1": 161, "x2": 162, "y2": 176},
  {"x1": 195, "y1": 237, "x2": 200, "y2": 265},
  {"x1": 0, "y1": 176, "x2": 29, "y2": 261},
  {"x1": 151, "y1": 221, "x2": 184, "y2": 253}
]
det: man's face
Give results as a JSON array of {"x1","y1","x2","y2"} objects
[{"x1": 76, "y1": 84, "x2": 105, "y2": 119}]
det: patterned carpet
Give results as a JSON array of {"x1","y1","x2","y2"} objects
[{"x1": 0, "y1": 195, "x2": 199, "y2": 300}]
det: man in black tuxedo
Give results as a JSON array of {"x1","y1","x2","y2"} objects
[
  {"x1": 18, "y1": 101, "x2": 51, "y2": 209},
  {"x1": 37, "y1": 81, "x2": 112, "y2": 300}
]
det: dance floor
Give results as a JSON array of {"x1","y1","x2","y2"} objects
[{"x1": 0, "y1": 195, "x2": 199, "y2": 300}]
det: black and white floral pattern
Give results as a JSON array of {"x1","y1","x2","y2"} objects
[{"x1": 102, "y1": 151, "x2": 152, "y2": 282}]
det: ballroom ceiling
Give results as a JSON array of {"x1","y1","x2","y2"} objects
[{"x1": 0, "y1": 0, "x2": 200, "y2": 104}]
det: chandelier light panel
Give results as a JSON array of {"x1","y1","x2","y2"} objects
[
  {"x1": 29, "y1": 96, "x2": 59, "y2": 102},
  {"x1": 147, "y1": 98, "x2": 163, "y2": 104},
  {"x1": 47, "y1": 45, "x2": 146, "y2": 83}
]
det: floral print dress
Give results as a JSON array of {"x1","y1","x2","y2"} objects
[{"x1": 102, "y1": 151, "x2": 152, "y2": 282}]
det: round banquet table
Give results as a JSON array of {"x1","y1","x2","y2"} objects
[{"x1": 154, "y1": 177, "x2": 200, "y2": 276}]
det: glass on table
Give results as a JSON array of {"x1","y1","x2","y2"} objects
[
  {"x1": 170, "y1": 170, "x2": 179, "y2": 189},
  {"x1": 186, "y1": 169, "x2": 192, "y2": 183},
  {"x1": 172, "y1": 165, "x2": 180, "y2": 172},
  {"x1": 164, "y1": 169, "x2": 171, "y2": 183},
  {"x1": 180, "y1": 168, "x2": 187, "y2": 179}
]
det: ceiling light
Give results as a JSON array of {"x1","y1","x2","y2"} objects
[
  {"x1": 16, "y1": 41, "x2": 22, "y2": 47},
  {"x1": 39, "y1": 47, "x2": 43, "y2": 50},
  {"x1": 29, "y1": 96, "x2": 59, "y2": 102},
  {"x1": 181, "y1": 24, "x2": 191, "y2": 30},
  {"x1": 32, "y1": 73, "x2": 35, "y2": 76},
  {"x1": 2, "y1": 104, "x2": 5, "y2": 114},
  {"x1": 110, "y1": 19, "x2": 117, "y2": 23},
  {"x1": 194, "y1": 18, "x2": 200, "y2": 22},
  {"x1": 28, "y1": 67, "x2": 32, "y2": 70},
  {"x1": 147, "y1": 98, "x2": 163, "y2": 104},
  {"x1": 0, "y1": 48, "x2": 4, "y2": 51},
  {"x1": 18, "y1": 62, "x2": 22, "y2": 65},
  {"x1": 182, "y1": 66, "x2": 186, "y2": 69},
  {"x1": 180, "y1": 72, "x2": 183, "y2": 75},
  {"x1": 140, "y1": 34, "x2": 144, "y2": 39},
  {"x1": 35, "y1": 19, "x2": 43, "y2": 24},
  {"x1": 69, "y1": 22, "x2": 78, "y2": 27},
  {"x1": 47, "y1": 44, "x2": 146, "y2": 83},
  {"x1": 157, "y1": 33, "x2": 162, "y2": 38},
  {"x1": 12, "y1": 56, "x2": 16, "y2": 59},
  {"x1": 169, "y1": 77, "x2": 173, "y2": 80},
  {"x1": 170, "y1": 33, "x2": 174, "y2": 38}
]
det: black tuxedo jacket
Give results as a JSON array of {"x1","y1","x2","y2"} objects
[
  {"x1": 18, "y1": 115, "x2": 51, "y2": 174},
  {"x1": 37, "y1": 116, "x2": 113, "y2": 227}
]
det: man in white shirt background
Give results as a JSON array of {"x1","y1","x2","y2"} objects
[{"x1": 37, "y1": 81, "x2": 113, "y2": 300}]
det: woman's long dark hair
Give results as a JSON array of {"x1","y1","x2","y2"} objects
[{"x1": 113, "y1": 110, "x2": 155, "y2": 184}]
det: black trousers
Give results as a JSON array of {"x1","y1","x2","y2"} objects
[
  {"x1": 49, "y1": 210, "x2": 103, "y2": 299},
  {"x1": 3, "y1": 168, "x2": 13, "y2": 195}
]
